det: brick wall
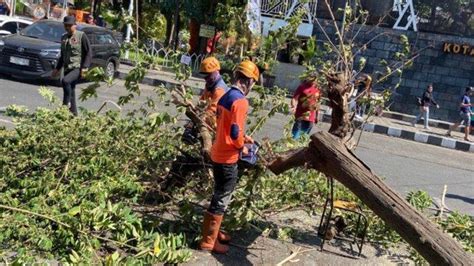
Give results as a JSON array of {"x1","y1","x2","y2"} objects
[{"x1": 312, "y1": 20, "x2": 474, "y2": 121}]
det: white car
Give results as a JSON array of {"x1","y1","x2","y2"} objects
[{"x1": 0, "y1": 15, "x2": 33, "y2": 36}]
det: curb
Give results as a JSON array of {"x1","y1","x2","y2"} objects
[
  {"x1": 322, "y1": 114, "x2": 474, "y2": 153},
  {"x1": 381, "y1": 111, "x2": 472, "y2": 135},
  {"x1": 382, "y1": 112, "x2": 451, "y2": 130}
]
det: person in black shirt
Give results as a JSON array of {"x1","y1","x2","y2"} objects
[{"x1": 412, "y1": 84, "x2": 440, "y2": 130}]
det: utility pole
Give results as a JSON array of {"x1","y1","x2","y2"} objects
[{"x1": 124, "y1": 0, "x2": 134, "y2": 59}]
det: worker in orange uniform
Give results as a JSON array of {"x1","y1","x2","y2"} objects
[
  {"x1": 199, "y1": 61, "x2": 260, "y2": 254},
  {"x1": 199, "y1": 56, "x2": 229, "y2": 128}
]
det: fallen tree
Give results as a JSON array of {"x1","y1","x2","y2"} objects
[
  {"x1": 268, "y1": 132, "x2": 473, "y2": 265},
  {"x1": 265, "y1": 3, "x2": 473, "y2": 261}
]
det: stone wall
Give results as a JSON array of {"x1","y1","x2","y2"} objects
[
  {"x1": 309, "y1": 20, "x2": 474, "y2": 121},
  {"x1": 272, "y1": 62, "x2": 306, "y2": 92}
]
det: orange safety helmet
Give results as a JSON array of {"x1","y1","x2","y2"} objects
[
  {"x1": 235, "y1": 60, "x2": 260, "y2": 82},
  {"x1": 200, "y1": 56, "x2": 221, "y2": 73}
]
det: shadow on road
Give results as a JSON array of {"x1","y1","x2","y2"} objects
[
  {"x1": 0, "y1": 73, "x2": 57, "y2": 87},
  {"x1": 446, "y1": 193, "x2": 474, "y2": 205},
  {"x1": 0, "y1": 73, "x2": 91, "y2": 88}
]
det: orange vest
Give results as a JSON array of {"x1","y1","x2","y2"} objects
[
  {"x1": 200, "y1": 79, "x2": 228, "y2": 127},
  {"x1": 211, "y1": 87, "x2": 249, "y2": 164}
]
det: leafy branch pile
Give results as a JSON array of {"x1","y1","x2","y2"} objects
[
  {"x1": 1, "y1": 84, "x2": 472, "y2": 264},
  {"x1": 0, "y1": 101, "x2": 191, "y2": 264}
]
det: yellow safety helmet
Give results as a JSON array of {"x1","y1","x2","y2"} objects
[
  {"x1": 200, "y1": 56, "x2": 221, "y2": 73},
  {"x1": 235, "y1": 60, "x2": 260, "y2": 82}
]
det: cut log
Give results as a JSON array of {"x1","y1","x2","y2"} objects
[
  {"x1": 268, "y1": 131, "x2": 473, "y2": 265},
  {"x1": 172, "y1": 87, "x2": 214, "y2": 159},
  {"x1": 185, "y1": 110, "x2": 213, "y2": 159}
]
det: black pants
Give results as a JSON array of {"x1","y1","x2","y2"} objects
[
  {"x1": 208, "y1": 163, "x2": 239, "y2": 215},
  {"x1": 62, "y1": 69, "x2": 81, "y2": 116}
]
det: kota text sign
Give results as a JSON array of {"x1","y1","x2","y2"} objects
[{"x1": 443, "y1": 42, "x2": 474, "y2": 56}]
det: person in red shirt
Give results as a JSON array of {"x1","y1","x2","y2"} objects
[
  {"x1": 290, "y1": 75, "x2": 321, "y2": 139},
  {"x1": 199, "y1": 61, "x2": 260, "y2": 254}
]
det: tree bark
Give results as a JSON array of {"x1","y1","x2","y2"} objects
[
  {"x1": 268, "y1": 132, "x2": 473, "y2": 265},
  {"x1": 185, "y1": 110, "x2": 213, "y2": 159},
  {"x1": 173, "y1": 0, "x2": 180, "y2": 51},
  {"x1": 164, "y1": 13, "x2": 173, "y2": 47},
  {"x1": 326, "y1": 72, "x2": 352, "y2": 140},
  {"x1": 171, "y1": 87, "x2": 214, "y2": 159}
]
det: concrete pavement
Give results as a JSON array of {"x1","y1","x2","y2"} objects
[{"x1": 1, "y1": 76, "x2": 471, "y2": 215}]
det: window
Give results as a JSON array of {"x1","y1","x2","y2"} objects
[
  {"x1": 95, "y1": 33, "x2": 115, "y2": 45},
  {"x1": 19, "y1": 23, "x2": 29, "y2": 30},
  {"x1": 2, "y1": 22, "x2": 18, "y2": 34},
  {"x1": 21, "y1": 22, "x2": 65, "y2": 43},
  {"x1": 85, "y1": 33, "x2": 96, "y2": 45}
]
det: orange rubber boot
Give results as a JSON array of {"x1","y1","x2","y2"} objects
[{"x1": 199, "y1": 212, "x2": 229, "y2": 254}]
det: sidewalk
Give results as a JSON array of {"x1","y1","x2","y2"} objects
[
  {"x1": 118, "y1": 64, "x2": 204, "y2": 92},
  {"x1": 117, "y1": 65, "x2": 474, "y2": 153}
]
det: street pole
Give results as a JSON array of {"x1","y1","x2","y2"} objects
[
  {"x1": 124, "y1": 0, "x2": 134, "y2": 59},
  {"x1": 9, "y1": 0, "x2": 13, "y2": 17}
]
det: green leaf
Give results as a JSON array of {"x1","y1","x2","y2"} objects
[{"x1": 68, "y1": 206, "x2": 81, "y2": 216}]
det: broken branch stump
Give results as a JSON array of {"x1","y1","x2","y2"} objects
[{"x1": 268, "y1": 131, "x2": 473, "y2": 265}]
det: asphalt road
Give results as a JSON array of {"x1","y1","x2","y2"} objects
[{"x1": 1, "y1": 76, "x2": 473, "y2": 216}]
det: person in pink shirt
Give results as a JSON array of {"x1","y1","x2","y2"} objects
[{"x1": 290, "y1": 75, "x2": 321, "y2": 139}]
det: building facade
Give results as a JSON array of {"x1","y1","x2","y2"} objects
[{"x1": 261, "y1": 0, "x2": 474, "y2": 121}]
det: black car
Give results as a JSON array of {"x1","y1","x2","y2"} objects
[{"x1": 0, "y1": 20, "x2": 120, "y2": 82}]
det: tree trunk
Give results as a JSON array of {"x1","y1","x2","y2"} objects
[
  {"x1": 164, "y1": 13, "x2": 173, "y2": 48},
  {"x1": 326, "y1": 72, "x2": 352, "y2": 140},
  {"x1": 189, "y1": 18, "x2": 200, "y2": 54},
  {"x1": 268, "y1": 132, "x2": 473, "y2": 265},
  {"x1": 93, "y1": 0, "x2": 102, "y2": 18},
  {"x1": 173, "y1": 0, "x2": 180, "y2": 51}
]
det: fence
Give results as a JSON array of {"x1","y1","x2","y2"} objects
[{"x1": 123, "y1": 39, "x2": 207, "y2": 73}]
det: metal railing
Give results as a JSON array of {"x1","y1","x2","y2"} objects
[
  {"x1": 261, "y1": 0, "x2": 318, "y2": 23},
  {"x1": 124, "y1": 39, "x2": 207, "y2": 72}
]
